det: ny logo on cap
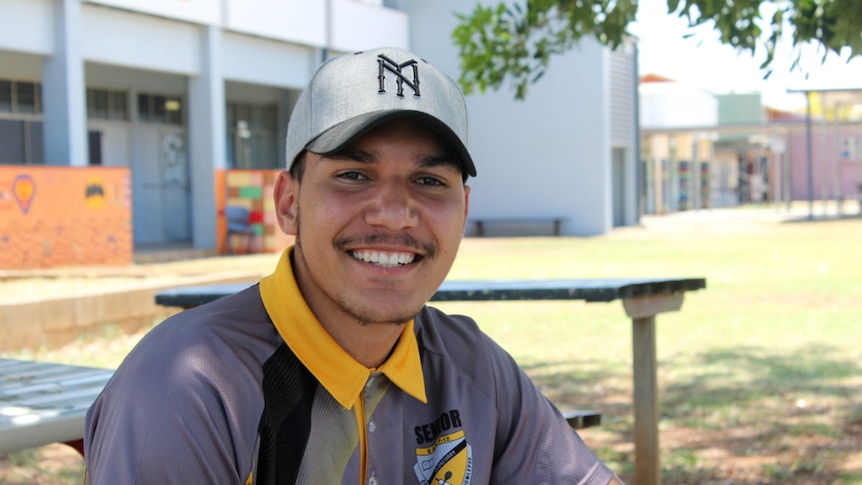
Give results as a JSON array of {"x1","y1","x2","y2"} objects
[{"x1": 377, "y1": 54, "x2": 420, "y2": 98}]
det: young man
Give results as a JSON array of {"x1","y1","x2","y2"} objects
[{"x1": 85, "y1": 47, "x2": 624, "y2": 485}]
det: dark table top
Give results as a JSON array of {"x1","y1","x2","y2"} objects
[{"x1": 155, "y1": 277, "x2": 706, "y2": 309}]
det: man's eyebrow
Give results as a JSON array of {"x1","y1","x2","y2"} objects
[
  {"x1": 323, "y1": 148, "x2": 374, "y2": 163},
  {"x1": 418, "y1": 154, "x2": 461, "y2": 172},
  {"x1": 323, "y1": 149, "x2": 460, "y2": 172}
]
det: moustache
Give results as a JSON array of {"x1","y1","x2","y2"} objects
[{"x1": 336, "y1": 233, "x2": 435, "y2": 257}]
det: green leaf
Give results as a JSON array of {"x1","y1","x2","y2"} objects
[{"x1": 452, "y1": 0, "x2": 862, "y2": 100}]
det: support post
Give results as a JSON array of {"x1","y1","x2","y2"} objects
[
  {"x1": 632, "y1": 315, "x2": 660, "y2": 485},
  {"x1": 622, "y1": 293, "x2": 683, "y2": 485}
]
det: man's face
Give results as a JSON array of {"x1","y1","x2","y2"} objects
[{"x1": 274, "y1": 119, "x2": 471, "y2": 327}]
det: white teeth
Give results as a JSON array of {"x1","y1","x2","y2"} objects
[{"x1": 351, "y1": 250, "x2": 415, "y2": 268}]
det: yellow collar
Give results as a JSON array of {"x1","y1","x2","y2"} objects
[{"x1": 259, "y1": 248, "x2": 427, "y2": 409}]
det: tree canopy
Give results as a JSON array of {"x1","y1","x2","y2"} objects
[{"x1": 452, "y1": 0, "x2": 862, "y2": 99}]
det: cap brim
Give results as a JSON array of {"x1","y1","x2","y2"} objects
[{"x1": 306, "y1": 110, "x2": 476, "y2": 178}]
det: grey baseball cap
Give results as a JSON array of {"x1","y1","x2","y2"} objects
[{"x1": 285, "y1": 47, "x2": 476, "y2": 178}]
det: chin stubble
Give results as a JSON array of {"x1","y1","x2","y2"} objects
[{"x1": 294, "y1": 204, "x2": 420, "y2": 326}]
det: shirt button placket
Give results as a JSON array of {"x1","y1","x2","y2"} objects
[{"x1": 365, "y1": 372, "x2": 383, "y2": 485}]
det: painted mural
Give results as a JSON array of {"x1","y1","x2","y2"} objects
[
  {"x1": 216, "y1": 169, "x2": 293, "y2": 255},
  {"x1": 0, "y1": 166, "x2": 132, "y2": 269}
]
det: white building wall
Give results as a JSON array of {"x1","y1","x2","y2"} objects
[
  {"x1": 608, "y1": 38, "x2": 639, "y2": 226},
  {"x1": 187, "y1": 26, "x2": 224, "y2": 248},
  {"x1": 640, "y1": 81, "x2": 719, "y2": 128},
  {"x1": 81, "y1": 4, "x2": 202, "y2": 75},
  {"x1": 224, "y1": 0, "x2": 327, "y2": 47},
  {"x1": 222, "y1": 33, "x2": 315, "y2": 88},
  {"x1": 398, "y1": 0, "x2": 621, "y2": 236},
  {"x1": 0, "y1": 0, "x2": 54, "y2": 55},
  {"x1": 86, "y1": 0, "x2": 220, "y2": 25},
  {"x1": 43, "y1": 0, "x2": 88, "y2": 167},
  {"x1": 330, "y1": 0, "x2": 409, "y2": 52}
]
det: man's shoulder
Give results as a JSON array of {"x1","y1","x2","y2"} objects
[
  {"x1": 112, "y1": 284, "x2": 279, "y2": 391},
  {"x1": 414, "y1": 305, "x2": 515, "y2": 381},
  {"x1": 156, "y1": 283, "x2": 273, "y2": 343},
  {"x1": 414, "y1": 305, "x2": 486, "y2": 349}
]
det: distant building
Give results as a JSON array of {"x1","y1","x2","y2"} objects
[
  {"x1": 402, "y1": 0, "x2": 641, "y2": 235},
  {"x1": 639, "y1": 75, "x2": 718, "y2": 213},
  {"x1": 1, "y1": 0, "x2": 639, "y2": 263},
  {"x1": 639, "y1": 75, "x2": 862, "y2": 214},
  {"x1": 1, "y1": 0, "x2": 411, "y2": 251}
]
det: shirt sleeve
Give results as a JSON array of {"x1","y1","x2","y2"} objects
[
  {"x1": 83, "y1": 310, "x2": 262, "y2": 485},
  {"x1": 483, "y1": 334, "x2": 615, "y2": 484}
]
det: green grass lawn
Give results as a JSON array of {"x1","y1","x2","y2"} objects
[
  {"x1": 436, "y1": 215, "x2": 862, "y2": 484},
  {"x1": 3, "y1": 210, "x2": 862, "y2": 484}
]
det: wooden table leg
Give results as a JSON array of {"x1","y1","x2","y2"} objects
[
  {"x1": 632, "y1": 315, "x2": 660, "y2": 485},
  {"x1": 623, "y1": 293, "x2": 683, "y2": 485},
  {"x1": 63, "y1": 438, "x2": 85, "y2": 457}
]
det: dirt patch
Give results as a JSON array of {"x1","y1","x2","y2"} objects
[{"x1": 0, "y1": 444, "x2": 85, "y2": 485}]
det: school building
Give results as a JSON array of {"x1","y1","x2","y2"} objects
[
  {"x1": 0, "y1": 0, "x2": 640, "y2": 269},
  {"x1": 639, "y1": 76, "x2": 862, "y2": 215}
]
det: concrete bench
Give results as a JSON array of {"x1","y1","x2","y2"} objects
[
  {"x1": 0, "y1": 360, "x2": 598, "y2": 459},
  {"x1": 471, "y1": 217, "x2": 568, "y2": 236},
  {"x1": 563, "y1": 409, "x2": 602, "y2": 429},
  {"x1": 0, "y1": 358, "x2": 113, "y2": 456}
]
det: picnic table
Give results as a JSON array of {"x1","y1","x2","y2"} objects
[
  {"x1": 0, "y1": 358, "x2": 113, "y2": 455},
  {"x1": 156, "y1": 277, "x2": 706, "y2": 485}
]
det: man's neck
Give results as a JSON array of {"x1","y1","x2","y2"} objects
[{"x1": 319, "y1": 318, "x2": 406, "y2": 368}]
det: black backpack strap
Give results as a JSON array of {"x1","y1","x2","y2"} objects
[{"x1": 255, "y1": 342, "x2": 317, "y2": 485}]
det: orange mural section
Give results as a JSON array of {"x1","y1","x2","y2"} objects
[
  {"x1": 0, "y1": 166, "x2": 132, "y2": 269},
  {"x1": 215, "y1": 169, "x2": 293, "y2": 255}
]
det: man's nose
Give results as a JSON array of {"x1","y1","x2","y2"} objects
[{"x1": 364, "y1": 180, "x2": 419, "y2": 230}]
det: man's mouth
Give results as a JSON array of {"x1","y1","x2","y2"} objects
[{"x1": 350, "y1": 250, "x2": 417, "y2": 268}]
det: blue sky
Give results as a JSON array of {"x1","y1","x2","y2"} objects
[{"x1": 629, "y1": 0, "x2": 862, "y2": 111}]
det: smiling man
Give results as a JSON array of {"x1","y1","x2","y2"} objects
[{"x1": 84, "y1": 47, "x2": 624, "y2": 485}]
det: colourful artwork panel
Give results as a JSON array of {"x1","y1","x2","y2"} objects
[
  {"x1": 216, "y1": 169, "x2": 293, "y2": 255},
  {"x1": 0, "y1": 166, "x2": 132, "y2": 269}
]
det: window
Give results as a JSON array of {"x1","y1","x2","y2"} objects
[
  {"x1": 0, "y1": 119, "x2": 43, "y2": 165},
  {"x1": 86, "y1": 88, "x2": 128, "y2": 120},
  {"x1": 91, "y1": 89, "x2": 108, "y2": 119},
  {"x1": 0, "y1": 81, "x2": 11, "y2": 113},
  {"x1": 0, "y1": 79, "x2": 42, "y2": 115},
  {"x1": 164, "y1": 98, "x2": 182, "y2": 125},
  {"x1": 137, "y1": 92, "x2": 182, "y2": 125},
  {"x1": 0, "y1": 79, "x2": 44, "y2": 164},
  {"x1": 110, "y1": 91, "x2": 127, "y2": 120},
  {"x1": 88, "y1": 131, "x2": 102, "y2": 165},
  {"x1": 16, "y1": 82, "x2": 36, "y2": 115},
  {"x1": 0, "y1": 119, "x2": 24, "y2": 163},
  {"x1": 225, "y1": 102, "x2": 279, "y2": 169},
  {"x1": 137, "y1": 94, "x2": 151, "y2": 122}
]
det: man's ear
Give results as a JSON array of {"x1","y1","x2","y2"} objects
[
  {"x1": 462, "y1": 184, "x2": 471, "y2": 233},
  {"x1": 274, "y1": 171, "x2": 299, "y2": 235}
]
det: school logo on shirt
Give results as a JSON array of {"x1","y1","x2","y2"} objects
[{"x1": 413, "y1": 430, "x2": 473, "y2": 485}]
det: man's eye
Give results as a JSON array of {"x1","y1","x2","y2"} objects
[
  {"x1": 415, "y1": 176, "x2": 445, "y2": 186},
  {"x1": 337, "y1": 171, "x2": 368, "y2": 181}
]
